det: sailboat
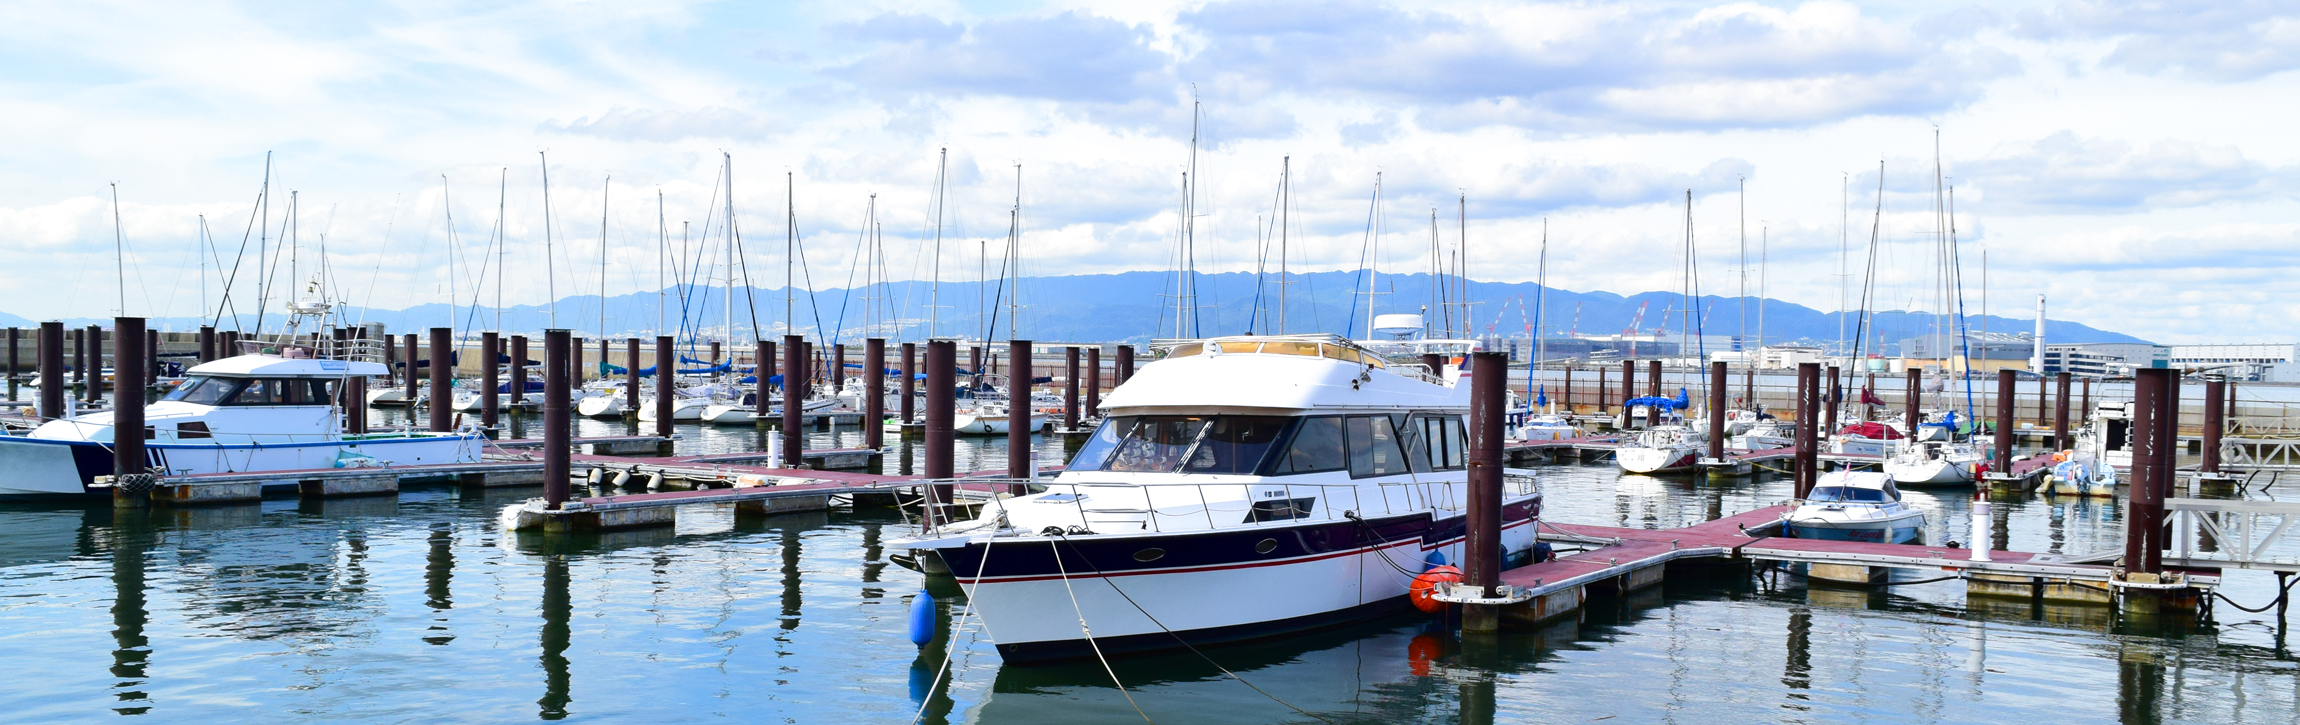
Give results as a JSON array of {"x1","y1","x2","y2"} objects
[
  {"x1": 1884, "y1": 139, "x2": 1984, "y2": 488},
  {"x1": 1615, "y1": 192, "x2": 1709, "y2": 474}
]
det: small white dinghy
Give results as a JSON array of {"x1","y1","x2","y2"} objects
[
  {"x1": 2044, "y1": 451, "x2": 2118, "y2": 497},
  {"x1": 1782, "y1": 470, "x2": 1927, "y2": 544}
]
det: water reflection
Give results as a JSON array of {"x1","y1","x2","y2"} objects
[
  {"x1": 424, "y1": 522, "x2": 454, "y2": 645},
  {"x1": 109, "y1": 510, "x2": 154, "y2": 715},
  {"x1": 538, "y1": 555, "x2": 571, "y2": 720},
  {"x1": 3, "y1": 415, "x2": 2297, "y2": 722}
]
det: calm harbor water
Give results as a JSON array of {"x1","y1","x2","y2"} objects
[{"x1": 2, "y1": 409, "x2": 2296, "y2": 723}]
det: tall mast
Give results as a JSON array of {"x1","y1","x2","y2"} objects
[
  {"x1": 1278, "y1": 156, "x2": 1289, "y2": 335},
  {"x1": 1364, "y1": 172, "x2": 1381, "y2": 338},
  {"x1": 656, "y1": 190, "x2": 666, "y2": 337},
  {"x1": 540, "y1": 151, "x2": 557, "y2": 329},
  {"x1": 495, "y1": 168, "x2": 506, "y2": 333},
  {"x1": 930, "y1": 148, "x2": 946, "y2": 339},
  {"x1": 1010, "y1": 163, "x2": 1023, "y2": 337},
  {"x1": 255, "y1": 152, "x2": 270, "y2": 336},
  {"x1": 110, "y1": 183, "x2": 127, "y2": 316},
  {"x1": 600, "y1": 175, "x2": 610, "y2": 342},
  {"x1": 1737, "y1": 177, "x2": 1745, "y2": 364}
]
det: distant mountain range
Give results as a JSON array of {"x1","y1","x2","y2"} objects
[{"x1": 4, "y1": 270, "x2": 2145, "y2": 351}]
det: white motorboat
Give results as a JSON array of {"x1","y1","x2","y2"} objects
[
  {"x1": 1883, "y1": 440, "x2": 1982, "y2": 487},
  {"x1": 1722, "y1": 409, "x2": 1761, "y2": 437},
  {"x1": 1728, "y1": 418, "x2": 1796, "y2": 451},
  {"x1": 576, "y1": 390, "x2": 627, "y2": 417},
  {"x1": 699, "y1": 395, "x2": 838, "y2": 425},
  {"x1": 1511, "y1": 412, "x2": 1583, "y2": 442},
  {"x1": 365, "y1": 386, "x2": 408, "y2": 407},
  {"x1": 0, "y1": 350, "x2": 484, "y2": 497},
  {"x1": 889, "y1": 334, "x2": 1541, "y2": 663},
  {"x1": 952, "y1": 403, "x2": 1049, "y2": 435},
  {"x1": 1827, "y1": 421, "x2": 1905, "y2": 457},
  {"x1": 1782, "y1": 470, "x2": 1926, "y2": 544},
  {"x1": 1616, "y1": 424, "x2": 1706, "y2": 474},
  {"x1": 636, "y1": 396, "x2": 710, "y2": 421}
]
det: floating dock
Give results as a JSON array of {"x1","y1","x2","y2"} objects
[{"x1": 1444, "y1": 504, "x2": 2240, "y2": 626}]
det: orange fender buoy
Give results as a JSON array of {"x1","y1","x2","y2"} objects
[{"x1": 1409, "y1": 565, "x2": 1462, "y2": 614}]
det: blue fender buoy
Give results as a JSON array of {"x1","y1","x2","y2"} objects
[
  {"x1": 908, "y1": 589, "x2": 937, "y2": 646},
  {"x1": 1423, "y1": 550, "x2": 1447, "y2": 571}
]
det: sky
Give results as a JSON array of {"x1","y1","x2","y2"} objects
[{"x1": 0, "y1": 0, "x2": 2294, "y2": 344}]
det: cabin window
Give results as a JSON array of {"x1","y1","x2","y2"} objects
[
  {"x1": 1183, "y1": 416, "x2": 1291, "y2": 474},
  {"x1": 1274, "y1": 417, "x2": 1347, "y2": 474},
  {"x1": 176, "y1": 422, "x2": 211, "y2": 439},
  {"x1": 1162, "y1": 342, "x2": 1203, "y2": 359},
  {"x1": 225, "y1": 378, "x2": 335, "y2": 406},
  {"x1": 1245, "y1": 496, "x2": 1316, "y2": 523},
  {"x1": 2105, "y1": 418, "x2": 2129, "y2": 451},
  {"x1": 1216, "y1": 341, "x2": 1260, "y2": 354},
  {"x1": 163, "y1": 376, "x2": 242, "y2": 405},
  {"x1": 1346, "y1": 415, "x2": 1410, "y2": 478},
  {"x1": 1807, "y1": 486, "x2": 1888, "y2": 503},
  {"x1": 1412, "y1": 415, "x2": 1467, "y2": 471},
  {"x1": 1261, "y1": 341, "x2": 1319, "y2": 357},
  {"x1": 1065, "y1": 416, "x2": 1209, "y2": 473}
]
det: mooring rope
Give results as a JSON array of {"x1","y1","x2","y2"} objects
[
  {"x1": 1053, "y1": 532, "x2": 1333, "y2": 724},
  {"x1": 1047, "y1": 535, "x2": 1151, "y2": 723},
  {"x1": 908, "y1": 536, "x2": 996, "y2": 725}
]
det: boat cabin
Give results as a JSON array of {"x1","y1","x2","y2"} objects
[{"x1": 32, "y1": 354, "x2": 385, "y2": 444}]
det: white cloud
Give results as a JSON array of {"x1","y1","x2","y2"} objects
[{"x1": 0, "y1": 0, "x2": 2293, "y2": 342}]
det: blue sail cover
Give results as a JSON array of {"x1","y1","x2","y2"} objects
[
  {"x1": 1623, "y1": 388, "x2": 1692, "y2": 411},
  {"x1": 1535, "y1": 386, "x2": 1547, "y2": 407}
]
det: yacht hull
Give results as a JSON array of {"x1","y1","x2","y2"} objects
[
  {"x1": 577, "y1": 396, "x2": 626, "y2": 418},
  {"x1": 1616, "y1": 445, "x2": 1700, "y2": 474},
  {"x1": 0, "y1": 433, "x2": 484, "y2": 497},
  {"x1": 1884, "y1": 457, "x2": 1976, "y2": 487},
  {"x1": 931, "y1": 498, "x2": 1539, "y2": 664},
  {"x1": 1784, "y1": 513, "x2": 1925, "y2": 545}
]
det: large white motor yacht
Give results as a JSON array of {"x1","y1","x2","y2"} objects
[
  {"x1": 889, "y1": 334, "x2": 1541, "y2": 663},
  {"x1": 0, "y1": 349, "x2": 484, "y2": 497}
]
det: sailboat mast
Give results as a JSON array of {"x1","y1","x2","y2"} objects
[
  {"x1": 496, "y1": 168, "x2": 507, "y2": 334},
  {"x1": 540, "y1": 152, "x2": 557, "y2": 329},
  {"x1": 1010, "y1": 164, "x2": 1023, "y2": 337},
  {"x1": 930, "y1": 148, "x2": 946, "y2": 339},
  {"x1": 1365, "y1": 172, "x2": 1380, "y2": 338},
  {"x1": 600, "y1": 176, "x2": 610, "y2": 343},
  {"x1": 657, "y1": 190, "x2": 666, "y2": 337},
  {"x1": 1278, "y1": 156, "x2": 1289, "y2": 335}
]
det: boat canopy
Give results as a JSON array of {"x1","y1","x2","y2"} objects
[
  {"x1": 188, "y1": 355, "x2": 387, "y2": 378},
  {"x1": 1837, "y1": 421, "x2": 1905, "y2": 440}
]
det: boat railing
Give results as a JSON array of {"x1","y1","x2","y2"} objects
[
  {"x1": 919, "y1": 472, "x2": 1541, "y2": 536},
  {"x1": 230, "y1": 336, "x2": 388, "y2": 364}
]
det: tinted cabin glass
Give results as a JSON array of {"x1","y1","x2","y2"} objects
[
  {"x1": 225, "y1": 378, "x2": 334, "y2": 405},
  {"x1": 1278, "y1": 417, "x2": 1347, "y2": 474},
  {"x1": 163, "y1": 376, "x2": 242, "y2": 405},
  {"x1": 1185, "y1": 416, "x2": 1290, "y2": 474},
  {"x1": 1440, "y1": 416, "x2": 1467, "y2": 471},
  {"x1": 1345, "y1": 415, "x2": 1409, "y2": 478},
  {"x1": 1401, "y1": 415, "x2": 1434, "y2": 473},
  {"x1": 1104, "y1": 417, "x2": 1209, "y2": 472}
]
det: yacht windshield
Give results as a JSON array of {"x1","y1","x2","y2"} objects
[
  {"x1": 162, "y1": 376, "x2": 243, "y2": 405},
  {"x1": 1807, "y1": 486, "x2": 1888, "y2": 503},
  {"x1": 1066, "y1": 415, "x2": 1291, "y2": 474}
]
